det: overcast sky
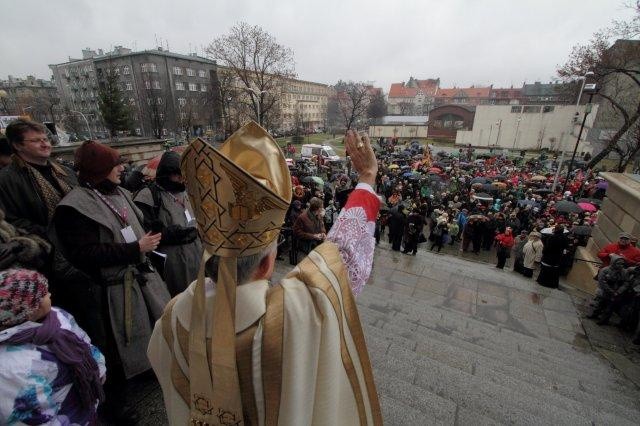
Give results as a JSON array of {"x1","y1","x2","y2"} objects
[{"x1": 1, "y1": 0, "x2": 634, "y2": 92}]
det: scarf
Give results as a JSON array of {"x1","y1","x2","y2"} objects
[
  {"x1": 6, "y1": 310, "x2": 104, "y2": 408},
  {"x1": 26, "y1": 162, "x2": 73, "y2": 219}
]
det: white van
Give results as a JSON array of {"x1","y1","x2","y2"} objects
[{"x1": 300, "y1": 144, "x2": 340, "y2": 161}]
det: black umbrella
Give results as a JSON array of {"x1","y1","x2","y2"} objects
[
  {"x1": 471, "y1": 177, "x2": 491, "y2": 184},
  {"x1": 572, "y1": 225, "x2": 592, "y2": 236},
  {"x1": 555, "y1": 200, "x2": 582, "y2": 214},
  {"x1": 533, "y1": 188, "x2": 552, "y2": 194}
]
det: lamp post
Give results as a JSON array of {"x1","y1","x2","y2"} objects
[
  {"x1": 70, "y1": 110, "x2": 93, "y2": 139},
  {"x1": 512, "y1": 117, "x2": 522, "y2": 149},
  {"x1": 495, "y1": 119, "x2": 503, "y2": 147},
  {"x1": 551, "y1": 72, "x2": 594, "y2": 192},
  {"x1": 561, "y1": 84, "x2": 597, "y2": 195},
  {"x1": 246, "y1": 88, "x2": 268, "y2": 125}
]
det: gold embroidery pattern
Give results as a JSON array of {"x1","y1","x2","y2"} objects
[{"x1": 181, "y1": 137, "x2": 290, "y2": 258}]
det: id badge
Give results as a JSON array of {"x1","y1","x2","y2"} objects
[
  {"x1": 121, "y1": 226, "x2": 137, "y2": 243},
  {"x1": 185, "y1": 209, "x2": 194, "y2": 224}
]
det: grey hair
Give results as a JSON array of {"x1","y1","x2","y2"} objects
[{"x1": 205, "y1": 241, "x2": 277, "y2": 285}]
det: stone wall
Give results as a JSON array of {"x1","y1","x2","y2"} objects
[
  {"x1": 53, "y1": 138, "x2": 170, "y2": 166},
  {"x1": 566, "y1": 173, "x2": 640, "y2": 294}
]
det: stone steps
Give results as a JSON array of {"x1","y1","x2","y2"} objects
[
  {"x1": 360, "y1": 295, "x2": 640, "y2": 424},
  {"x1": 364, "y1": 305, "x2": 640, "y2": 405}
]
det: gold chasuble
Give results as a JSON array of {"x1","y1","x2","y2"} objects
[{"x1": 148, "y1": 122, "x2": 382, "y2": 425}]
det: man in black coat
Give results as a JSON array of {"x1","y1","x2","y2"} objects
[{"x1": 388, "y1": 204, "x2": 407, "y2": 251}]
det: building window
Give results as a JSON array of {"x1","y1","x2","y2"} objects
[
  {"x1": 200, "y1": 84, "x2": 207, "y2": 92},
  {"x1": 157, "y1": 97, "x2": 163, "y2": 105},
  {"x1": 123, "y1": 66, "x2": 130, "y2": 75},
  {"x1": 147, "y1": 98, "x2": 153, "y2": 105},
  {"x1": 198, "y1": 70, "x2": 206, "y2": 78},
  {"x1": 175, "y1": 82, "x2": 185, "y2": 90},
  {"x1": 173, "y1": 67, "x2": 183, "y2": 75},
  {"x1": 189, "y1": 83, "x2": 197, "y2": 91},
  {"x1": 178, "y1": 98, "x2": 186, "y2": 106},
  {"x1": 187, "y1": 68, "x2": 195, "y2": 77},
  {"x1": 129, "y1": 98, "x2": 136, "y2": 105},
  {"x1": 126, "y1": 82, "x2": 133, "y2": 91},
  {"x1": 145, "y1": 81, "x2": 151, "y2": 89},
  {"x1": 159, "y1": 113, "x2": 164, "y2": 120},
  {"x1": 141, "y1": 63, "x2": 157, "y2": 73},
  {"x1": 511, "y1": 106, "x2": 522, "y2": 113},
  {"x1": 112, "y1": 67, "x2": 120, "y2": 76},
  {"x1": 153, "y1": 81, "x2": 161, "y2": 90},
  {"x1": 135, "y1": 128, "x2": 141, "y2": 135},
  {"x1": 192, "y1": 112, "x2": 198, "y2": 119},
  {"x1": 543, "y1": 106, "x2": 555, "y2": 113},
  {"x1": 523, "y1": 106, "x2": 541, "y2": 113},
  {"x1": 180, "y1": 112, "x2": 187, "y2": 119}
]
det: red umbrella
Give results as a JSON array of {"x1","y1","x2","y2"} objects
[
  {"x1": 577, "y1": 202, "x2": 597, "y2": 212},
  {"x1": 143, "y1": 146, "x2": 187, "y2": 177},
  {"x1": 428, "y1": 167, "x2": 442, "y2": 174}
]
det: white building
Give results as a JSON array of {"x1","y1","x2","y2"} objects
[{"x1": 455, "y1": 104, "x2": 599, "y2": 152}]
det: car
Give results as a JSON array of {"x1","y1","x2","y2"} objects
[{"x1": 300, "y1": 144, "x2": 341, "y2": 161}]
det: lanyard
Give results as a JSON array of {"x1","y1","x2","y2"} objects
[
  {"x1": 93, "y1": 189, "x2": 129, "y2": 226},
  {"x1": 167, "y1": 192, "x2": 186, "y2": 209}
]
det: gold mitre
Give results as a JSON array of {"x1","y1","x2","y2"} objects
[{"x1": 181, "y1": 121, "x2": 292, "y2": 257}]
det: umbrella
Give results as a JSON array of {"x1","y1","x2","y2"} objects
[
  {"x1": 302, "y1": 176, "x2": 324, "y2": 186},
  {"x1": 518, "y1": 199, "x2": 538, "y2": 207},
  {"x1": 555, "y1": 200, "x2": 582, "y2": 214},
  {"x1": 596, "y1": 181, "x2": 608, "y2": 190},
  {"x1": 408, "y1": 174, "x2": 421, "y2": 181},
  {"x1": 577, "y1": 198, "x2": 602, "y2": 207},
  {"x1": 470, "y1": 177, "x2": 491, "y2": 184},
  {"x1": 388, "y1": 164, "x2": 399, "y2": 169},
  {"x1": 402, "y1": 171, "x2": 415, "y2": 178},
  {"x1": 468, "y1": 214, "x2": 487, "y2": 221},
  {"x1": 492, "y1": 182, "x2": 507, "y2": 189},
  {"x1": 474, "y1": 193, "x2": 493, "y2": 201},
  {"x1": 429, "y1": 167, "x2": 442, "y2": 173},
  {"x1": 577, "y1": 202, "x2": 597, "y2": 212},
  {"x1": 572, "y1": 225, "x2": 592, "y2": 236},
  {"x1": 143, "y1": 146, "x2": 187, "y2": 177},
  {"x1": 530, "y1": 175, "x2": 546, "y2": 182},
  {"x1": 533, "y1": 188, "x2": 552, "y2": 194},
  {"x1": 541, "y1": 227, "x2": 570, "y2": 235}
]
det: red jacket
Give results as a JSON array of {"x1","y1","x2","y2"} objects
[
  {"x1": 495, "y1": 233, "x2": 515, "y2": 248},
  {"x1": 598, "y1": 243, "x2": 640, "y2": 266}
]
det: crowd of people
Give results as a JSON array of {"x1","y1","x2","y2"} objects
[{"x1": 0, "y1": 117, "x2": 639, "y2": 424}]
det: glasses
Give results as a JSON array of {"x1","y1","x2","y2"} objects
[{"x1": 23, "y1": 137, "x2": 49, "y2": 143}]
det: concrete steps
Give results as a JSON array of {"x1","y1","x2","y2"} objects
[{"x1": 358, "y1": 281, "x2": 640, "y2": 425}]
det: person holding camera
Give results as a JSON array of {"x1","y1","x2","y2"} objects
[{"x1": 52, "y1": 141, "x2": 170, "y2": 424}]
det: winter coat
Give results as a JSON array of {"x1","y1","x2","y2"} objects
[
  {"x1": 134, "y1": 185, "x2": 202, "y2": 296},
  {"x1": 0, "y1": 156, "x2": 77, "y2": 238},
  {"x1": 522, "y1": 239, "x2": 543, "y2": 269}
]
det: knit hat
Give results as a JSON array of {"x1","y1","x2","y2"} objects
[
  {"x1": 75, "y1": 140, "x2": 124, "y2": 186},
  {"x1": 0, "y1": 268, "x2": 48, "y2": 329},
  {"x1": 156, "y1": 151, "x2": 181, "y2": 178}
]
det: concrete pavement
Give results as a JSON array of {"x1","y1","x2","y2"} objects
[{"x1": 128, "y1": 241, "x2": 640, "y2": 425}]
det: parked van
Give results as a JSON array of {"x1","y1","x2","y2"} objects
[{"x1": 300, "y1": 144, "x2": 340, "y2": 161}]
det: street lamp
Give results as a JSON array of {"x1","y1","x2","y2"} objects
[
  {"x1": 512, "y1": 117, "x2": 522, "y2": 149},
  {"x1": 495, "y1": 119, "x2": 503, "y2": 147},
  {"x1": 561, "y1": 82, "x2": 598, "y2": 195},
  {"x1": 245, "y1": 88, "x2": 268, "y2": 125}
]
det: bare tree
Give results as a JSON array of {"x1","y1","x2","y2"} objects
[
  {"x1": 334, "y1": 81, "x2": 371, "y2": 131},
  {"x1": 207, "y1": 22, "x2": 295, "y2": 126},
  {"x1": 139, "y1": 73, "x2": 168, "y2": 139},
  {"x1": 612, "y1": 122, "x2": 640, "y2": 171},
  {"x1": 367, "y1": 91, "x2": 387, "y2": 121},
  {"x1": 397, "y1": 101, "x2": 414, "y2": 116},
  {"x1": 558, "y1": 3, "x2": 640, "y2": 169}
]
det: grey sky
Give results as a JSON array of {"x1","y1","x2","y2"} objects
[{"x1": 1, "y1": 0, "x2": 634, "y2": 92}]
